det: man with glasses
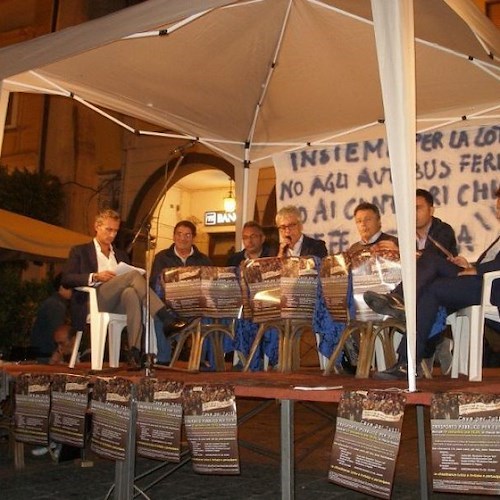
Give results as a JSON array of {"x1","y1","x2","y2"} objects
[
  {"x1": 275, "y1": 205, "x2": 327, "y2": 258},
  {"x1": 227, "y1": 220, "x2": 275, "y2": 266}
]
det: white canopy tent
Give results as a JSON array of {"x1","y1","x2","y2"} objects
[{"x1": 0, "y1": 0, "x2": 499, "y2": 389}]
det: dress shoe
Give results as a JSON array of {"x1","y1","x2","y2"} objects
[
  {"x1": 373, "y1": 362, "x2": 409, "y2": 380},
  {"x1": 363, "y1": 291, "x2": 406, "y2": 321},
  {"x1": 163, "y1": 317, "x2": 199, "y2": 339},
  {"x1": 126, "y1": 347, "x2": 142, "y2": 370}
]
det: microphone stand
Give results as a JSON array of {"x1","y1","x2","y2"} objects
[{"x1": 127, "y1": 149, "x2": 191, "y2": 376}]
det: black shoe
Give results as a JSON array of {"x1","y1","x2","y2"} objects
[
  {"x1": 373, "y1": 362, "x2": 408, "y2": 380},
  {"x1": 163, "y1": 317, "x2": 199, "y2": 339},
  {"x1": 363, "y1": 291, "x2": 406, "y2": 321},
  {"x1": 126, "y1": 347, "x2": 142, "y2": 370}
]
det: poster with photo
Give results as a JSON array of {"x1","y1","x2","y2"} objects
[
  {"x1": 349, "y1": 248, "x2": 401, "y2": 321},
  {"x1": 319, "y1": 253, "x2": 350, "y2": 322},
  {"x1": 280, "y1": 256, "x2": 318, "y2": 320},
  {"x1": 431, "y1": 392, "x2": 500, "y2": 495},
  {"x1": 90, "y1": 377, "x2": 133, "y2": 461},
  {"x1": 162, "y1": 266, "x2": 242, "y2": 319},
  {"x1": 14, "y1": 373, "x2": 51, "y2": 445},
  {"x1": 183, "y1": 384, "x2": 240, "y2": 475},
  {"x1": 136, "y1": 378, "x2": 184, "y2": 462},
  {"x1": 329, "y1": 390, "x2": 407, "y2": 499},
  {"x1": 242, "y1": 257, "x2": 283, "y2": 322},
  {"x1": 49, "y1": 373, "x2": 89, "y2": 448}
]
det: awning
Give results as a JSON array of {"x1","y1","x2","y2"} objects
[{"x1": 0, "y1": 209, "x2": 91, "y2": 261}]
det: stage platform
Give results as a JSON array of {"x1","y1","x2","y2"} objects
[
  {"x1": 2, "y1": 362, "x2": 500, "y2": 500},
  {"x1": 2, "y1": 361, "x2": 500, "y2": 404}
]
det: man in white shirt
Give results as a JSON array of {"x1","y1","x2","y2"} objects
[{"x1": 62, "y1": 209, "x2": 193, "y2": 368}]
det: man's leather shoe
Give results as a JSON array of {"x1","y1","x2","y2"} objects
[
  {"x1": 126, "y1": 347, "x2": 142, "y2": 370},
  {"x1": 163, "y1": 317, "x2": 199, "y2": 339},
  {"x1": 373, "y1": 362, "x2": 409, "y2": 380},
  {"x1": 363, "y1": 291, "x2": 406, "y2": 321}
]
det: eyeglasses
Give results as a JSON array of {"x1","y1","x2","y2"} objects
[{"x1": 278, "y1": 223, "x2": 298, "y2": 231}]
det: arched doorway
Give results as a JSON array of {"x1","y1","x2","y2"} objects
[{"x1": 127, "y1": 152, "x2": 237, "y2": 265}]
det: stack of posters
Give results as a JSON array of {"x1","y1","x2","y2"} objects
[
  {"x1": 14, "y1": 373, "x2": 51, "y2": 445},
  {"x1": 49, "y1": 373, "x2": 89, "y2": 448},
  {"x1": 90, "y1": 377, "x2": 133, "y2": 461},
  {"x1": 431, "y1": 392, "x2": 500, "y2": 495},
  {"x1": 242, "y1": 256, "x2": 319, "y2": 322},
  {"x1": 329, "y1": 390, "x2": 407, "y2": 499},
  {"x1": 162, "y1": 266, "x2": 242, "y2": 319},
  {"x1": 319, "y1": 253, "x2": 350, "y2": 322},
  {"x1": 349, "y1": 248, "x2": 401, "y2": 321},
  {"x1": 135, "y1": 378, "x2": 184, "y2": 462},
  {"x1": 183, "y1": 384, "x2": 240, "y2": 475}
]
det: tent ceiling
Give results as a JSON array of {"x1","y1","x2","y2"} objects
[{"x1": 0, "y1": 0, "x2": 498, "y2": 165}]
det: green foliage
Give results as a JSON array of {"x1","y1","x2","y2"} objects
[
  {"x1": 0, "y1": 263, "x2": 52, "y2": 354},
  {"x1": 0, "y1": 166, "x2": 64, "y2": 224}
]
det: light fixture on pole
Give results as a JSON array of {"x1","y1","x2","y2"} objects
[{"x1": 223, "y1": 177, "x2": 236, "y2": 213}]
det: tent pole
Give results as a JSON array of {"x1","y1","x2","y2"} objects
[{"x1": 371, "y1": 0, "x2": 417, "y2": 391}]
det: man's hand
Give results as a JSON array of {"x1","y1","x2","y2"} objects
[
  {"x1": 449, "y1": 255, "x2": 470, "y2": 269},
  {"x1": 458, "y1": 267, "x2": 477, "y2": 276},
  {"x1": 94, "y1": 270, "x2": 116, "y2": 283},
  {"x1": 372, "y1": 240, "x2": 399, "y2": 252}
]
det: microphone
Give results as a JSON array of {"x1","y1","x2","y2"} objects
[
  {"x1": 171, "y1": 140, "x2": 197, "y2": 155},
  {"x1": 281, "y1": 236, "x2": 292, "y2": 257}
]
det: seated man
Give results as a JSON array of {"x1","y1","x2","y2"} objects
[
  {"x1": 30, "y1": 273, "x2": 72, "y2": 363},
  {"x1": 366, "y1": 187, "x2": 500, "y2": 379},
  {"x1": 364, "y1": 189, "x2": 458, "y2": 372},
  {"x1": 347, "y1": 201, "x2": 398, "y2": 255},
  {"x1": 48, "y1": 324, "x2": 78, "y2": 365},
  {"x1": 150, "y1": 220, "x2": 212, "y2": 364},
  {"x1": 227, "y1": 220, "x2": 276, "y2": 266},
  {"x1": 276, "y1": 205, "x2": 327, "y2": 258},
  {"x1": 62, "y1": 209, "x2": 194, "y2": 368}
]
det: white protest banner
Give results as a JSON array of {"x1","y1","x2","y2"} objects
[{"x1": 273, "y1": 124, "x2": 499, "y2": 261}]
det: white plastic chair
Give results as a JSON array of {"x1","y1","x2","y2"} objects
[
  {"x1": 75, "y1": 286, "x2": 126, "y2": 370},
  {"x1": 448, "y1": 270, "x2": 500, "y2": 382}
]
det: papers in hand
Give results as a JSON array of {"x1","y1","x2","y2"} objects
[{"x1": 115, "y1": 261, "x2": 146, "y2": 276}]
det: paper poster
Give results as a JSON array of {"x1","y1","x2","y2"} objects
[
  {"x1": 162, "y1": 266, "x2": 241, "y2": 319},
  {"x1": 431, "y1": 392, "x2": 500, "y2": 495},
  {"x1": 49, "y1": 373, "x2": 89, "y2": 448},
  {"x1": 90, "y1": 377, "x2": 133, "y2": 461},
  {"x1": 136, "y1": 378, "x2": 184, "y2": 462},
  {"x1": 319, "y1": 253, "x2": 350, "y2": 322},
  {"x1": 14, "y1": 373, "x2": 51, "y2": 445},
  {"x1": 183, "y1": 384, "x2": 240, "y2": 475},
  {"x1": 329, "y1": 390, "x2": 407, "y2": 499},
  {"x1": 349, "y1": 248, "x2": 401, "y2": 321}
]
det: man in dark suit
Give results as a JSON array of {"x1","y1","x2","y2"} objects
[
  {"x1": 370, "y1": 187, "x2": 500, "y2": 379},
  {"x1": 227, "y1": 221, "x2": 276, "y2": 266},
  {"x1": 347, "y1": 201, "x2": 399, "y2": 255},
  {"x1": 365, "y1": 189, "x2": 459, "y2": 372},
  {"x1": 62, "y1": 209, "x2": 192, "y2": 368},
  {"x1": 275, "y1": 205, "x2": 328, "y2": 258}
]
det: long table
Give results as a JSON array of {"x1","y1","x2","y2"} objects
[{"x1": 3, "y1": 362, "x2": 500, "y2": 499}]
